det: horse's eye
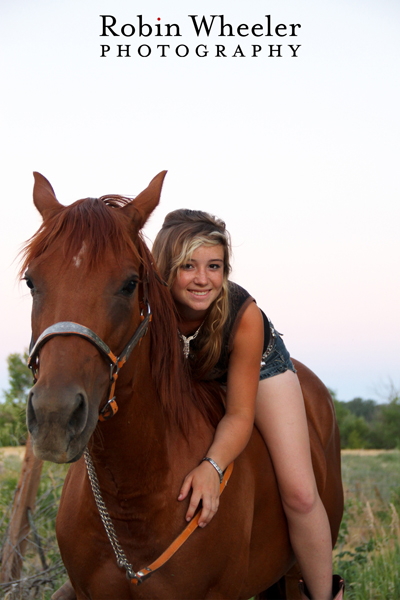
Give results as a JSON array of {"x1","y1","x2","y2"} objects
[
  {"x1": 122, "y1": 280, "x2": 137, "y2": 296},
  {"x1": 24, "y1": 276, "x2": 35, "y2": 294}
]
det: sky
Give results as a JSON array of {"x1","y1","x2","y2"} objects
[{"x1": 0, "y1": 0, "x2": 399, "y2": 402}]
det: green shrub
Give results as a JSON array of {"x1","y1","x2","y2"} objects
[{"x1": 0, "y1": 352, "x2": 32, "y2": 447}]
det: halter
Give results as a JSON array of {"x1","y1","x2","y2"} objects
[{"x1": 28, "y1": 299, "x2": 152, "y2": 421}]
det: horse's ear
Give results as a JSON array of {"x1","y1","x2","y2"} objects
[
  {"x1": 33, "y1": 172, "x2": 63, "y2": 219},
  {"x1": 123, "y1": 170, "x2": 167, "y2": 231}
]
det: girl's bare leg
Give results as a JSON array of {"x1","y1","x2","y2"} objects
[{"x1": 255, "y1": 371, "x2": 333, "y2": 600}]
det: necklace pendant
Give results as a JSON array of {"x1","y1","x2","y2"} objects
[
  {"x1": 178, "y1": 322, "x2": 203, "y2": 359},
  {"x1": 183, "y1": 339, "x2": 190, "y2": 359}
]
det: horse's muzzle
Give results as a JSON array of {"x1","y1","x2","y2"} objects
[{"x1": 27, "y1": 383, "x2": 92, "y2": 463}]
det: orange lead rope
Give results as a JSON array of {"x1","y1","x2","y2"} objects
[
  {"x1": 85, "y1": 448, "x2": 234, "y2": 586},
  {"x1": 130, "y1": 461, "x2": 234, "y2": 585}
]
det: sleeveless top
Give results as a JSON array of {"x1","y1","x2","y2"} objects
[{"x1": 195, "y1": 281, "x2": 271, "y2": 384}]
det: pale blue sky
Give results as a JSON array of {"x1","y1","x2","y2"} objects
[{"x1": 1, "y1": 0, "x2": 399, "y2": 401}]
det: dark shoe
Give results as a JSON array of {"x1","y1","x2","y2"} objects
[{"x1": 299, "y1": 574, "x2": 345, "y2": 599}]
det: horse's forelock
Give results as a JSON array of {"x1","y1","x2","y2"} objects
[{"x1": 19, "y1": 196, "x2": 140, "y2": 276}]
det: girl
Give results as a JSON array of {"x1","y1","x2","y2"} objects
[{"x1": 151, "y1": 209, "x2": 343, "y2": 600}]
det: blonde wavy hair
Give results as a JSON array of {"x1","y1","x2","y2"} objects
[{"x1": 152, "y1": 209, "x2": 232, "y2": 379}]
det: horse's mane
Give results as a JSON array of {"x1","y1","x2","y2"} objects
[{"x1": 20, "y1": 196, "x2": 225, "y2": 434}]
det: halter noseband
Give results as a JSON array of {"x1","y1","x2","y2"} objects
[{"x1": 28, "y1": 300, "x2": 152, "y2": 421}]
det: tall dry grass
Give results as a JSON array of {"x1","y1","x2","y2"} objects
[
  {"x1": 0, "y1": 452, "x2": 68, "y2": 600},
  {"x1": 333, "y1": 451, "x2": 400, "y2": 599}
]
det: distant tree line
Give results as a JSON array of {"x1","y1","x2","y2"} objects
[
  {"x1": 0, "y1": 352, "x2": 399, "y2": 449},
  {"x1": 332, "y1": 390, "x2": 400, "y2": 449}
]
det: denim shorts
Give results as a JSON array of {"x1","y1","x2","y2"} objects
[{"x1": 259, "y1": 322, "x2": 296, "y2": 381}]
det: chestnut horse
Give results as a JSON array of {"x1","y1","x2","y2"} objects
[{"x1": 22, "y1": 171, "x2": 343, "y2": 599}]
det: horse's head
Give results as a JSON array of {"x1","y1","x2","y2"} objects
[{"x1": 22, "y1": 171, "x2": 166, "y2": 463}]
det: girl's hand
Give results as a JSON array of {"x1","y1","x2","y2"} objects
[{"x1": 178, "y1": 461, "x2": 221, "y2": 527}]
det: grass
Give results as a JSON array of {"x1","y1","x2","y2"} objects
[
  {"x1": 333, "y1": 451, "x2": 400, "y2": 599},
  {"x1": 1, "y1": 450, "x2": 400, "y2": 599},
  {"x1": 0, "y1": 450, "x2": 68, "y2": 600}
]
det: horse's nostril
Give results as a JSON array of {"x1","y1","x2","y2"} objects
[
  {"x1": 68, "y1": 393, "x2": 88, "y2": 436},
  {"x1": 27, "y1": 391, "x2": 38, "y2": 434}
]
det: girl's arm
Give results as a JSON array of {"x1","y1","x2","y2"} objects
[{"x1": 178, "y1": 301, "x2": 264, "y2": 526}]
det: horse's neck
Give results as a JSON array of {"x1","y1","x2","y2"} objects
[
  {"x1": 91, "y1": 352, "x2": 187, "y2": 486},
  {"x1": 87, "y1": 336, "x2": 215, "y2": 513},
  {"x1": 91, "y1": 363, "x2": 164, "y2": 474}
]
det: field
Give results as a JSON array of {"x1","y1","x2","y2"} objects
[
  {"x1": 1, "y1": 448, "x2": 400, "y2": 599},
  {"x1": 0, "y1": 448, "x2": 68, "y2": 600},
  {"x1": 333, "y1": 450, "x2": 400, "y2": 599}
]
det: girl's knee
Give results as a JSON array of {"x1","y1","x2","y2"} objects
[{"x1": 281, "y1": 483, "x2": 319, "y2": 516}]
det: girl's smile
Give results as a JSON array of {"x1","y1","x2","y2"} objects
[{"x1": 170, "y1": 244, "x2": 224, "y2": 321}]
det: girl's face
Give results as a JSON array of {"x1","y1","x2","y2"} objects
[{"x1": 171, "y1": 244, "x2": 224, "y2": 319}]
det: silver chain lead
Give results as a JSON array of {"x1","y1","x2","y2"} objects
[{"x1": 84, "y1": 448, "x2": 138, "y2": 580}]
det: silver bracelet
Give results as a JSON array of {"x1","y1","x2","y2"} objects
[{"x1": 201, "y1": 457, "x2": 223, "y2": 484}]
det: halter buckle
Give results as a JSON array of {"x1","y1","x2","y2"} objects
[
  {"x1": 99, "y1": 397, "x2": 118, "y2": 421},
  {"x1": 129, "y1": 568, "x2": 152, "y2": 586},
  {"x1": 28, "y1": 357, "x2": 39, "y2": 383},
  {"x1": 110, "y1": 361, "x2": 120, "y2": 381}
]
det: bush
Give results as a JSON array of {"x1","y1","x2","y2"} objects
[{"x1": 0, "y1": 352, "x2": 32, "y2": 446}]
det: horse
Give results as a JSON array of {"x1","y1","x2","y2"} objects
[{"x1": 22, "y1": 171, "x2": 343, "y2": 599}]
